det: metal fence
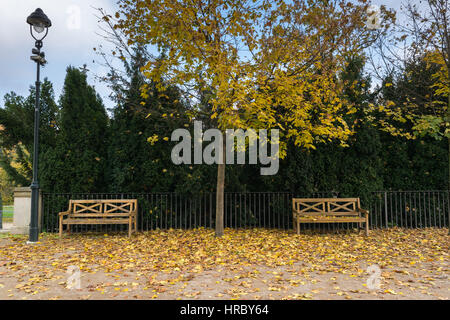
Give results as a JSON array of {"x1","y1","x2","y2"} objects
[
  {"x1": 40, "y1": 191, "x2": 450, "y2": 233},
  {"x1": 0, "y1": 194, "x2": 3, "y2": 230},
  {"x1": 368, "y1": 191, "x2": 450, "y2": 229}
]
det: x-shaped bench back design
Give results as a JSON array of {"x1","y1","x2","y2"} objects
[
  {"x1": 70, "y1": 199, "x2": 137, "y2": 215},
  {"x1": 293, "y1": 198, "x2": 360, "y2": 216}
]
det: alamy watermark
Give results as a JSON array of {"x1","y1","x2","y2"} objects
[
  {"x1": 365, "y1": 5, "x2": 381, "y2": 30},
  {"x1": 66, "y1": 5, "x2": 81, "y2": 30},
  {"x1": 366, "y1": 264, "x2": 382, "y2": 290},
  {"x1": 66, "y1": 265, "x2": 81, "y2": 290},
  {"x1": 171, "y1": 121, "x2": 279, "y2": 175}
]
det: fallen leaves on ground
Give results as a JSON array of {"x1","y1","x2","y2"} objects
[{"x1": 0, "y1": 227, "x2": 448, "y2": 299}]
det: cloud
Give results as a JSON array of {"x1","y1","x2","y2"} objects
[{"x1": 0, "y1": 0, "x2": 117, "y2": 108}]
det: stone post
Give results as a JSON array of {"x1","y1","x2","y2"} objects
[{"x1": 11, "y1": 187, "x2": 42, "y2": 235}]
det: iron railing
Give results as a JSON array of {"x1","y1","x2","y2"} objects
[
  {"x1": 40, "y1": 191, "x2": 450, "y2": 233},
  {"x1": 0, "y1": 194, "x2": 3, "y2": 230},
  {"x1": 368, "y1": 191, "x2": 450, "y2": 229}
]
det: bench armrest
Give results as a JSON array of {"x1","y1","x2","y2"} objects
[
  {"x1": 58, "y1": 210, "x2": 71, "y2": 217},
  {"x1": 357, "y1": 208, "x2": 369, "y2": 215}
]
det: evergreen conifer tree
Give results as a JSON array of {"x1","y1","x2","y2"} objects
[
  {"x1": 41, "y1": 67, "x2": 108, "y2": 193},
  {"x1": 0, "y1": 79, "x2": 58, "y2": 187}
]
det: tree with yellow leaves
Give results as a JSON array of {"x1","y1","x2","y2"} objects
[
  {"x1": 371, "y1": 0, "x2": 449, "y2": 188},
  {"x1": 113, "y1": 0, "x2": 388, "y2": 236}
]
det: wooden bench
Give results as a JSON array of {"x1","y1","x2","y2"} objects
[
  {"x1": 292, "y1": 198, "x2": 369, "y2": 235},
  {"x1": 58, "y1": 199, "x2": 138, "y2": 237}
]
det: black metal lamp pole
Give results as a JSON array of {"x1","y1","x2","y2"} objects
[
  {"x1": 26, "y1": 8, "x2": 51, "y2": 243},
  {"x1": 0, "y1": 193, "x2": 3, "y2": 230}
]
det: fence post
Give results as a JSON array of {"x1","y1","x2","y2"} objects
[
  {"x1": 384, "y1": 191, "x2": 388, "y2": 228},
  {"x1": 0, "y1": 193, "x2": 3, "y2": 229}
]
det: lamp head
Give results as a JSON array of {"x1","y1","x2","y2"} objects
[{"x1": 27, "y1": 8, "x2": 51, "y2": 40}]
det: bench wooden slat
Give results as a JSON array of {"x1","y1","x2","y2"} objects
[
  {"x1": 296, "y1": 211, "x2": 360, "y2": 216},
  {"x1": 68, "y1": 213, "x2": 134, "y2": 218},
  {"x1": 66, "y1": 199, "x2": 135, "y2": 203},
  {"x1": 294, "y1": 198, "x2": 360, "y2": 202},
  {"x1": 297, "y1": 217, "x2": 366, "y2": 223},
  {"x1": 63, "y1": 219, "x2": 133, "y2": 225}
]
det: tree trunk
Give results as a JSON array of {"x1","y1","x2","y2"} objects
[
  {"x1": 215, "y1": 139, "x2": 225, "y2": 237},
  {"x1": 446, "y1": 91, "x2": 450, "y2": 235},
  {"x1": 445, "y1": 67, "x2": 450, "y2": 233},
  {"x1": 444, "y1": 41, "x2": 450, "y2": 232},
  {"x1": 215, "y1": 161, "x2": 225, "y2": 237}
]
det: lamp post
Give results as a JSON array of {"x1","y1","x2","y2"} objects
[
  {"x1": 26, "y1": 8, "x2": 51, "y2": 243},
  {"x1": 0, "y1": 193, "x2": 3, "y2": 230}
]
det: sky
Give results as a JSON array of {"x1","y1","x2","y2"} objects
[
  {"x1": 0, "y1": 0, "x2": 118, "y2": 110},
  {"x1": 0, "y1": 0, "x2": 424, "y2": 111}
]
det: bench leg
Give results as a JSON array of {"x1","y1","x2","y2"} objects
[
  {"x1": 134, "y1": 217, "x2": 137, "y2": 234},
  {"x1": 59, "y1": 218, "x2": 63, "y2": 237},
  {"x1": 296, "y1": 220, "x2": 300, "y2": 235},
  {"x1": 365, "y1": 216, "x2": 369, "y2": 236},
  {"x1": 128, "y1": 217, "x2": 132, "y2": 237}
]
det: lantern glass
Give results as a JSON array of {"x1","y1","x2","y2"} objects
[{"x1": 33, "y1": 24, "x2": 45, "y2": 33}]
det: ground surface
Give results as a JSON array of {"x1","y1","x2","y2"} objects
[{"x1": 0, "y1": 228, "x2": 448, "y2": 300}]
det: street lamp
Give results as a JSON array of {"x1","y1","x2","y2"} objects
[{"x1": 26, "y1": 8, "x2": 51, "y2": 243}]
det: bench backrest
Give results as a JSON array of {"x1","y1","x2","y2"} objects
[
  {"x1": 293, "y1": 198, "x2": 360, "y2": 216},
  {"x1": 68, "y1": 199, "x2": 137, "y2": 216}
]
